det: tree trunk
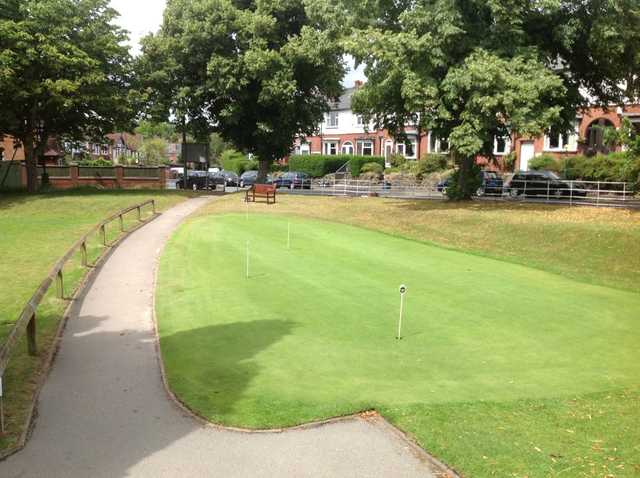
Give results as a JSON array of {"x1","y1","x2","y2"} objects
[
  {"x1": 257, "y1": 159, "x2": 271, "y2": 184},
  {"x1": 456, "y1": 153, "x2": 475, "y2": 201},
  {"x1": 23, "y1": 134, "x2": 38, "y2": 193}
]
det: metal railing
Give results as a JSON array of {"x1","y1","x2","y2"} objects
[
  {"x1": 278, "y1": 178, "x2": 638, "y2": 207},
  {"x1": 0, "y1": 200, "x2": 156, "y2": 381}
]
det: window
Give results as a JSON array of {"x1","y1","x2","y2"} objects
[
  {"x1": 493, "y1": 136, "x2": 511, "y2": 155},
  {"x1": 327, "y1": 112, "x2": 339, "y2": 128},
  {"x1": 357, "y1": 140, "x2": 374, "y2": 156},
  {"x1": 585, "y1": 118, "x2": 615, "y2": 154},
  {"x1": 356, "y1": 115, "x2": 364, "y2": 126},
  {"x1": 544, "y1": 121, "x2": 579, "y2": 152},
  {"x1": 323, "y1": 141, "x2": 338, "y2": 155},
  {"x1": 429, "y1": 133, "x2": 449, "y2": 154},
  {"x1": 299, "y1": 143, "x2": 310, "y2": 155},
  {"x1": 341, "y1": 141, "x2": 354, "y2": 154},
  {"x1": 396, "y1": 138, "x2": 417, "y2": 159}
]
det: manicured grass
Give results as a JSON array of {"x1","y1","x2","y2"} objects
[
  {"x1": 0, "y1": 189, "x2": 192, "y2": 451},
  {"x1": 157, "y1": 208, "x2": 640, "y2": 477}
]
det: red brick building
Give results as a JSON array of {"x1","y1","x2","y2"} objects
[{"x1": 296, "y1": 85, "x2": 640, "y2": 171}]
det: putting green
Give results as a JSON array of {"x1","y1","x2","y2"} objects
[{"x1": 156, "y1": 213, "x2": 640, "y2": 428}]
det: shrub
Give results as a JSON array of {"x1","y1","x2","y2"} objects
[
  {"x1": 360, "y1": 162, "x2": 384, "y2": 176},
  {"x1": 348, "y1": 155, "x2": 385, "y2": 176},
  {"x1": 387, "y1": 154, "x2": 407, "y2": 168},
  {"x1": 221, "y1": 149, "x2": 257, "y2": 174},
  {"x1": 446, "y1": 163, "x2": 483, "y2": 200},
  {"x1": 529, "y1": 154, "x2": 561, "y2": 172},
  {"x1": 420, "y1": 153, "x2": 450, "y2": 173},
  {"x1": 288, "y1": 155, "x2": 347, "y2": 177}
]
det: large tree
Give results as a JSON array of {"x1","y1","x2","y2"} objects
[
  {"x1": 0, "y1": 0, "x2": 134, "y2": 192},
  {"x1": 139, "y1": 0, "x2": 346, "y2": 182},
  {"x1": 345, "y1": 0, "x2": 640, "y2": 199}
]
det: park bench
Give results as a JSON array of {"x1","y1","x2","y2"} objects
[{"x1": 246, "y1": 183, "x2": 277, "y2": 204}]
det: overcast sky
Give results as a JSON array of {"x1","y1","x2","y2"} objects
[{"x1": 109, "y1": 0, "x2": 365, "y2": 86}]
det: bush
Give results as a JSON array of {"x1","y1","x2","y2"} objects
[
  {"x1": 420, "y1": 153, "x2": 450, "y2": 173},
  {"x1": 288, "y1": 155, "x2": 347, "y2": 177},
  {"x1": 446, "y1": 163, "x2": 483, "y2": 200},
  {"x1": 348, "y1": 155, "x2": 385, "y2": 176},
  {"x1": 387, "y1": 154, "x2": 407, "y2": 168},
  {"x1": 74, "y1": 158, "x2": 113, "y2": 167},
  {"x1": 360, "y1": 162, "x2": 384, "y2": 176},
  {"x1": 221, "y1": 149, "x2": 257, "y2": 175},
  {"x1": 529, "y1": 154, "x2": 561, "y2": 172}
]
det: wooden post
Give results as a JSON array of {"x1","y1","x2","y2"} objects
[
  {"x1": 119, "y1": 214, "x2": 124, "y2": 232},
  {"x1": 101, "y1": 224, "x2": 107, "y2": 246},
  {"x1": 56, "y1": 270, "x2": 64, "y2": 299},
  {"x1": 27, "y1": 313, "x2": 37, "y2": 356},
  {"x1": 81, "y1": 241, "x2": 88, "y2": 267},
  {"x1": 151, "y1": 200, "x2": 156, "y2": 215},
  {"x1": 137, "y1": 206, "x2": 141, "y2": 221}
]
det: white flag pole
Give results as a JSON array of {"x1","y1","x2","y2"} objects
[{"x1": 397, "y1": 285, "x2": 407, "y2": 340}]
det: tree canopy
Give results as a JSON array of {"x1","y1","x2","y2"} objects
[
  {"x1": 138, "y1": 0, "x2": 347, "y2": 180},
  {"x1": 345, "y1": 0, "x2": 640, "y2": 198},
  {"x1": 0, "y1": 0, "x2": 134, "y2": 191}
]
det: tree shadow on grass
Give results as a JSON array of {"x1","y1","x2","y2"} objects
[
  {"x1": 159, "y1": 319, "x2": 295, "y2": 418},
  {"x1": 385, "y1": 198, "x2": 576, "y2": 213}
]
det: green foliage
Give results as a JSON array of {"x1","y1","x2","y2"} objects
[
  {"x1": 345, "y1": 1, "x2": 639, "y2": 198},
  {"x1": 503, "y1": 152, "x2": 517, "y2": 171},
  {"x1": 529, "y1": 154, "x2": 560, "y2": 172},
  {"x1": 0, "y1": 0, "x2": 134, "y2": 192},
  {"x1": 360, "y1": 162, "x2": 384, "y2": 175},
  {"x1": 140, "y1": 137, "x2": 170, "y2": 166},
  {"x1": 288, "y1": 155, "x2": 348, "y2": 177},
  {"x1": 209, "y1": 133, "x2": 235, "y2": 163},
  {"x1": 446, "y1": 163, "x2": 483, "y2": 200},
  {"x1": 348, "y1": 155, "x2": 385, "y2": 176},
  {"x1": 420, "y1": 153, "x2": 450, "y2": 173},
  {"x1": 135, "y1": 121, "x2": 178, "y2": 142},
  {"x1": 138, "y1": 0, "x2": 346, "y2": 177},
  {"x1": 221, "y1": 150, "x2": 257, "y2": 175},
  {"x1": 73, "y1": 158, "x2": 114, "y2": 167},
  {"x1": 387, "y1": 154, "x2": 408, "y2": 168}
]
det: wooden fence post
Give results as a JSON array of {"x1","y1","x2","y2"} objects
[
  {"x1": 101, "y1": 224, "x2": 107, "y2": 246},
  {"x1": 137, "y1": 206, "x2": 141, "y2": 221},
  {"x1": 119, "y1": 214, "x2": 124, "y2": 232},
  {"x1": 27, "y1": 313, "x2": 37, "y2": 356},
  {"x1": 56, "y1": 270, "x2": 64, "y2": 299},
  {"x1": 81, "y1": 241, "x2": 88, "y2": 267},
  {"x1": 152, "y1": 200, "x2": 156, "y2": 215}
]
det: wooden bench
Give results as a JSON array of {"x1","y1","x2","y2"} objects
[{"x1": 245, "y1": 183, "x2": 277, "y2": 204}]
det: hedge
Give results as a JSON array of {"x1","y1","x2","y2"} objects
[
  {"x1": 288, "y1": 155, "x2": 348, "y2": 177},
  {"x1": 530, "y1": 153, "x2": 640, "y2": 188},
  {"x1": 221, "y1": 150, "x2": 258, "y2": 175}
]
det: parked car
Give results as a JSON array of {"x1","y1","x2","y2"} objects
[
  {"x1": 506, "y1": 170, "x2": 587, "y2": 198},
  {"x1": 240, "y1": 170, "x2": 272, "y2": 188},
  {"x1": 176, "y1": 171, "x2": 211, "y2": 190},
  {"x1": 438, "y1": 171, "x2": 503, "y2": 196},
  {"x1": 477, "y1": 171, "x2": 504, "y2": 196},
  {"x1": 210, "y1": 170, "x2": 240, "y2": 187},
  {"x1": 273, "y1": 172, "x2": 312, "y2": 189}
]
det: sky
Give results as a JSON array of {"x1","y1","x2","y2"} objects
[{"x1": 109, "y1": 0, "x2": 365, "y2": 86}]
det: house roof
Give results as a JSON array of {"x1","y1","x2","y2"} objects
[
  {"x1": 106, "y1": 132, "x2": 142, "y2": 151},
  {"x1": 330, "y1": 87, "x2": 357, "y2": 111}
]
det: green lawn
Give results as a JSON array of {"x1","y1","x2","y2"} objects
[
  {"x1": 157, "y1": 210, "x2": 640, "y2": 478},
  {"x1": 0, "y1": 189, "x2": 191, "y2": 451}
]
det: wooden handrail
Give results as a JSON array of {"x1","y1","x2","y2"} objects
[{"x1": 0, "y1": 199, "x2": 156, "y2": 376}]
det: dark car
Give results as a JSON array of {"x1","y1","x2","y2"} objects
[
  {"x1": 506, "y1": 170, "x2": 587, "y2": 199},
  {"x1": 273, "y1": 172, "x2": 312, "y2": 189},
  {"x1": 210, "y1": 170, "x2": 240, "y2": 187},
  {"x1": 240, "y1": 170, "x2": 272, "y2": 188},
  {"x1": 477, "y1": 171, "x2": 504, "y2": 196},
  {"x1": 176, "y1": 171, "x2": 211, "y2": 190},
  {"x1": 438, "y1": 171, "x2": 504, "y2": 196}
]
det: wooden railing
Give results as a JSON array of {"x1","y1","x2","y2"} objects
[{"x1": 0, "y1": 200, "x2": 156, "y2": 377}]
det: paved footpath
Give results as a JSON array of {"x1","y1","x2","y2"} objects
[{"x1": 2, "y1": 197, "x2": 449, "y2": 478}]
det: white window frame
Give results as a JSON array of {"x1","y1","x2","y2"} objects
[
  {"x1": 493, "y1": 136, "x2": 512, "y2": 155},
  {"x1": 428, "y1": 132, "x2": 449, "y2": 154},
  {"x1": 357, "y1": 140, "x2": 374, "y2": 156},
  {"x1": 299, "y1": 143, "x2": 310, "y2": 155},
  {"x1": 323, "y1": 141, "x2": 338, "y2": 155},
  {"x1": 326, "y1": 111, "x2": 339, "y2": 129},
  {"x1": 356, "y1": 115, "x2": 364, "y2": 126},
  {"x1": 341, "y1": 141, "x2": 354, "y2": 155},
  {"x1": 544, "y1": 120, "x2": 579, "y2": 152}
]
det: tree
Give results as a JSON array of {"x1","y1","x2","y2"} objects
[
  {"x1": 135, "y1": 120, "x2": 179, "y2": 143},
  {"x1": 138, "y1": 0, "x2": 346, "y2": 182},
  {"x1": 140, "y1": 137, "x2": 170, "y2": 166},
  {"x1": 345, "y1": 0, "x2": 640, "y2": 199},
  {"x1": 0, "y1": 0, "x2": 134, "y2": 192}
]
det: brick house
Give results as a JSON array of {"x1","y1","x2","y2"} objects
[
  {"x1": 296, "y1": 83, "x2": 640, "y2": 171},
  {"x1": 1, "y1": 136, "x2": 62, "y2": 165}
]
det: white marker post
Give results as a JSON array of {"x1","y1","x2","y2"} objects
[
  {"x1": 246, "y1": 240, "x2": 250, "y2": 279},
  {"x1": 397, "y1": 285, "x2": 407, "y2": 340},
  {"x1": 287, "y1": 221, "x2": 291, "y2": 250}
]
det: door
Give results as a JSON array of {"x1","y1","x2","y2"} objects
[{"x1": 519, "y1": 141, "x2": 535, "y2": 171}]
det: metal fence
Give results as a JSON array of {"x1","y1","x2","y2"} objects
[{"x1": 278, "y1": 178, "x2": 639, "y2": 208}]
